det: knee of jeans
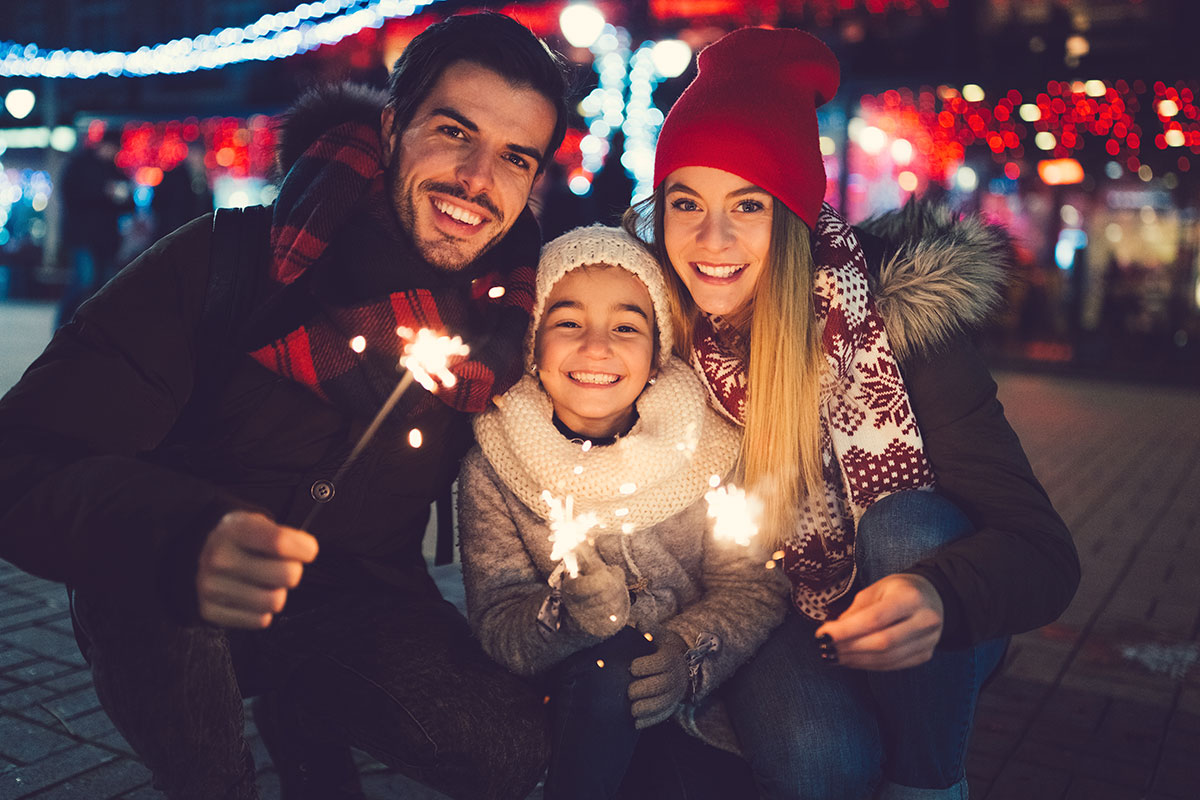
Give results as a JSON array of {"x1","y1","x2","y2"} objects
[
  {"x1": 745, "y1": 736, "x2": 880, "y2": 800},
  {"x1": 552, "y1": 629, "x2": 648, "y2": 717},
  {"x1": 856, "y1": 491, "x2": 973, "y2": 582}
]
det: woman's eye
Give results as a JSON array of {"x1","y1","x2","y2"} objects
[
  {"x1": 668, "y1": 198, "x2": 698, "y2": 212},
  {"x1": 736, "y1": 199, "x2": 765, "y2": 213}
]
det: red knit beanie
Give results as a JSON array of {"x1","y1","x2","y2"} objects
[{"x1": 653, "y1": 27, "x2": 840, "y2": 229}]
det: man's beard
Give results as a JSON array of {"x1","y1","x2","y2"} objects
[{"x1": 391, "y1": 166, "x2": 507, "y2": 271}]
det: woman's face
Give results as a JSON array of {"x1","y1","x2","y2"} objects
[
  {"x1": 535, "y1": 265, "x2": 657, "y2": 438},
  {"x1": 662, "y1": 166, "x2": 774, "y2": 318}
]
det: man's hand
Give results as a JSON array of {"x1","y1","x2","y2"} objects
[
  {"x1": 560, "y1": 541, "x2": 629, "y2": 638},
  {"x1": 629, "y1": 628, "x2": 689, "y2": 729},
  {"x1": 814, "y1": 573, "x2": 944, "y2": 671},
  {"x1": 196, "y1": 511, "x2": 319, "y2": 629}
]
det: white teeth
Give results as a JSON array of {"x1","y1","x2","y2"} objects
[
  {"x1": 696, "y1": 263, "x2": 745, "y2": 278},
  {"x1": 433, "y1": 199, "x2": 483, "y2": 225},
  {"x1": 569, "y1": 372, "x2": 620, "y2": 385}
]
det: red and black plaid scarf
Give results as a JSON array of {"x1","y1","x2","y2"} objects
[{"x1": 247, "y1": 120, "x2": 537, "y2": 417}]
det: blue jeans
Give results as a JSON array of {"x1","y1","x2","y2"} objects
[
  {"x1": 544, "y1": 627, "x2": 754, "y2": 800},
  {"x1": 724, "y1": 491, "x2": 1007, "y2": 800}
]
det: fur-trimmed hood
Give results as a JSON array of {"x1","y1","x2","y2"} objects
[
  {"x1": 858, "y1": 200, "x2": 1010, "y2": 362},
  {"x1": 274, "y1": 83, "x2": 388, "y2": 178}
]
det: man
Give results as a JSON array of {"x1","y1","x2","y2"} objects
[
  {"x1": 0, "y1": 13, "x2": 567, "y2": 800},
  {"x1": 55, "y1": 126, "x2": 134, "y2": 328}
]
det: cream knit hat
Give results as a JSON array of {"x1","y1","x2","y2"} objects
[{"x1": 527, "y1": 225, "x2": 672, "y2": 371}]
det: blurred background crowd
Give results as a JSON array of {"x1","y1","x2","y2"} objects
[{"x1": 1, "y1": 0, "x2": 1198, "y2": 384}]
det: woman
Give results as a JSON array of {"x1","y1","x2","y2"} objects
[{"x1": 625, "y1": 26, "x2": 1079, "y2": 800}]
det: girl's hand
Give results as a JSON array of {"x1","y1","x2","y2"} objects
[
  {"x1": 813, "y1": 574, "x2": 944, "y2": 671},
  {"x1": 560, "y1": 543, "x2": 630, "y2": 637}
]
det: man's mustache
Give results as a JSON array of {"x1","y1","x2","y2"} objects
[{"x1": 421, "y1": 181, "x2": 502, "y2": 220}]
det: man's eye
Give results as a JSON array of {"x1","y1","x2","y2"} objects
[
  {"x1": 439, "y1": 126, "x2": 465, "y2": 139},
  {"x1": 505, "y1": 153, "x2": 531, "y2": 170}
]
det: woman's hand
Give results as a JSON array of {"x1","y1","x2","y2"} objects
[
  {"x1": 560, "y1": 542, "x2": 630, "y2": 637},
  {"x1": 814, "y1": 573, "x2": 944, "y2": 671}
]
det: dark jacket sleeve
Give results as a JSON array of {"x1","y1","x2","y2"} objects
[
  {"x1": 0, "y1": 216, "x2": 256, "y2": 619},
  {"x1": 899, "y1": 336, "x2": 1080, "y2": 646}
]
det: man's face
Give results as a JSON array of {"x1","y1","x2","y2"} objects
[{"x1": 382, "y1": 61, "x2": 556, "y2": 271}]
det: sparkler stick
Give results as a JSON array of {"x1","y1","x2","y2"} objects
[
  {"x1": 300, "y1": 327, "x2": 469, "y2": 530},
  {"x1": 705, "y1": 478, "x2": 762, "y2": 547},
  {"x1": 543, "y1": 491, "x2": 599, "y2": 579}
]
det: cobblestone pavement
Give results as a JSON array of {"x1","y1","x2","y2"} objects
[{"x1": 1, "y1": 300, "x2": 1198, "y2": 798}]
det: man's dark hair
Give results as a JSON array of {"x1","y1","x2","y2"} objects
[{"x1": 386, "y1": 12, "x2": 569, "y2": 173}]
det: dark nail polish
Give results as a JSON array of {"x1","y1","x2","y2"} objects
[
  {"x1": 820, "y1": 650, "x2": 839, "y2": 664},
  {"x1": 815, "y1": 632, "x2": 833, "y2": 645}
]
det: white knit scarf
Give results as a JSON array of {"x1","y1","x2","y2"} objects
[{"x1": 474, "y1": 358, "x2": 742, "y2": 535}]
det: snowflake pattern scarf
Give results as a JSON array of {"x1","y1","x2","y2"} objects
[{"x1": 693, "y1": 203, "x2": 937, "y2": 620}]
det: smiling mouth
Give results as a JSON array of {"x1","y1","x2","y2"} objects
[
  {"x1": 568, "y1": 371, "x2": 621, "y2": 385},
  {"x1": 432, "y1": 197, "x2": 485, "y2": 227},
  {"x1": 693, "y1": 262, "x2": 746, "y2": 279}
]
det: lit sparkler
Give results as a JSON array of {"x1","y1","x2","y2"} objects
[
  {"x1": 705, "y1": 480, "x2": 762, "y2": 547},
  {"x1": 300, "y1": 327, "x2": 469, "y2": 529},
  {"x1": 543, "y1": 491, "x2": 599, "y2": 579}
]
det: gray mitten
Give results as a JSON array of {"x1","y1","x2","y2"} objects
[
  {"x1": 628, "y1": 628, "x2": 689, "y2": 730},
  {"x1": 559, "y1": 542, "x2": 630, "y2": 637}
]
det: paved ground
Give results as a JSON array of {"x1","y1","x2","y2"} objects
[{"x1": 1, "y1": 299, "x2": 1198, "y2": 798}]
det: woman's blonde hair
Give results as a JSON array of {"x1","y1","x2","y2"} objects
[{"x1": 623, "y1": 191, "x2": 824, "y2": 546}]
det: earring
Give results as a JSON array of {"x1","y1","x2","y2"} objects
[{"x1": 647, "y1": 376, "x2": 657, "y2": 386}]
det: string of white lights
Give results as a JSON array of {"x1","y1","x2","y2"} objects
[{"x1": 1, "y1": 0, "x2": 444, "y2": 79}]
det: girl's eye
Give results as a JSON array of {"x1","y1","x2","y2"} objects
[
  {"x1": 668, "y1": 197, "x2": 699, "y2": 212},
  {"x1": 553, "y1": 320, "x2": 580, "y2": 329},
  {"x1": 615, "y1": 324, "x2": 640, "y2": 334}
]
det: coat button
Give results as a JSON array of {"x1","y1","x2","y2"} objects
[{"x1": 310, "y1": 479, "x2": 335, "y2": 503}]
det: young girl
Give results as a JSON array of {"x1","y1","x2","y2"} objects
[{"x1": 457, "y1": 225, "x2": 787, "y2": 799}]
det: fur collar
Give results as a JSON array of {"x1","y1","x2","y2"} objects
[
  {"x1": 858, "y1": 200, "x2": 1010, "y2": 361},
  {"x1": 274, "y1": 83, "x2": 388, "y2": 178}
]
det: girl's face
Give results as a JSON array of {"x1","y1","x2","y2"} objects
[
  {"x1": 535, "y1": 265, "x2": 657, "y2": 438},
  {"x1": 662, "y1": 166, "x2": 774, "y2": 318}
]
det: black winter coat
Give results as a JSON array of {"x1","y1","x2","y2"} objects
[{"x1": 0, "y1": 212, "x2": 476, "y2": 619}]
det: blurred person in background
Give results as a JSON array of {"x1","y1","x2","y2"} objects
[
  {"x1": 151, "y1": 143, "x2": 214, "y2": 244},
  {"x1": 55, "y1": 125, "x2": 134, "y2": 328}
]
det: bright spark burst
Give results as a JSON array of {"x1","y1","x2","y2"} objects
[
  {"x1": 397, "y1": 326, "x2": 470, "y2": 392},
  {"x1": 543, "y1": 491, "x2": 598, "y2": 578},
  {"x1": 705, "y1": 482, "x2": 762, "y2": 547}
]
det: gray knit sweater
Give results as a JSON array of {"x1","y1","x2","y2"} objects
[{"x1": 459, "y1": 444, "x2": 787, "y2": 689}]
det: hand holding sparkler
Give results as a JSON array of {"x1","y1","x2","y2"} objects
[
  {"x1": 196, "y1": 511, "x2": 318, "y2": 630},
  {"x1": 558, "y1": 541, "x2": 630, "y2": 638},
  {"x1": 705, "y1": 478, "x2": 762, "y2": 548}
]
